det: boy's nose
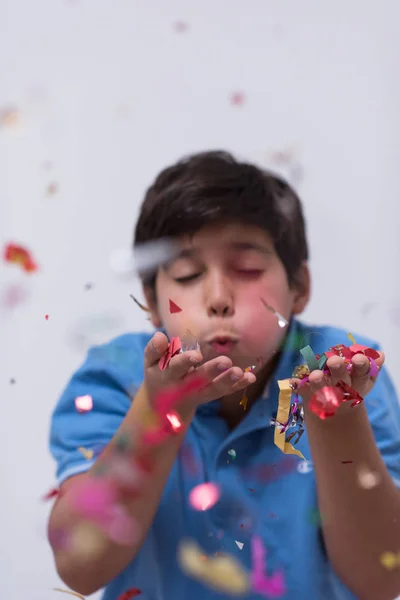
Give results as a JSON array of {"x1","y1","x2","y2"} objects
[{"x1": 208, "y1": 303, "x2": 233, "y2": 317}]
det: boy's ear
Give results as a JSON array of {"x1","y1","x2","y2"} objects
[
  {"x1": 143, "y1": 284, "x2": 162, "y2": 328},
  {"x1": 292, "y1": 261, "x2": 311, "y2": 315}
]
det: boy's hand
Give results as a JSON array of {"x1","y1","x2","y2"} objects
[
  {"x1": 290, "y1": 350, "x2": 385, "y2": 414},
  {"x1": 144, "y1": 332, "x2": 256, "y2": 409}
]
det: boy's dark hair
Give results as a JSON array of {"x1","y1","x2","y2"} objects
[{"x1": 134, "y1": 150, "x2": 308, "y2": 290}]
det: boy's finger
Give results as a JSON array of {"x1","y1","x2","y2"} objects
[
  {"x1": 168, "y1": 349, "x2": 203, "y2": 379},
  {"x1": 144, "y1": 332, "x2": 170, "y2": 369},
  {"x1": 193, "y1": 356, "x2": 233, "y2": 382}
]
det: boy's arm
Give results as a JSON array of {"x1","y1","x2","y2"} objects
[
  {"x1": 302, "y1": 360, "x2": 400, "y2": 600},
  {"x1": 49, "y1": 384, "x2": 195, "y2": 596}
]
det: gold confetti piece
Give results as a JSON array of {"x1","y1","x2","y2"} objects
[
  {"x1": 69, "y1": 521, "x2": 108, "y2": 563},
  {"x1": 130, "y1": 295, "x2": 150, "y2": 312},
  {"x1": 274, "y1": 380, "x2": 305, "y2": 460},
  {"x1": 78, "y1": 447, "x2": 94, "y2": 460},
  {"x1": 239, "y1": 392, "x2": 248, "y2": 411},
  {"x1": 178, "y1": 539, "x2": 250, "y2": 595},
  {"x1": 46, "y1": 182, "x2": 59, "y2": 195},
  {"x1": 380, "y1": 551, "x2": 398, "y2": 570},
  {"x1": 348, "y1": 333, "x2": 357, "y2": 346},
  {"x1": 53, "y1": 588, "x2": 86, "y2": 599},
  {"x1": 1, "y1": 107, "x2": 21, "y2": 128}
]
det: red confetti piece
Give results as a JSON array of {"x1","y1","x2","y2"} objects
[
  {"x1": 308, "y1": 386, "x2": 344, "y2": 419},
  {"x1": 42, "y1": 487, "x2": 59, "y2": 501},
  {"x1": 169, "y1": 299, "x2": 182, "y2": 313},
  {"x1": 3, "y1": 242, "x2": 38, "y2": 272},
  {"x1": 45, "y1": 314, "x2": 49, "y2": 320},
  {"x1": 158, "y1": 337, "x2": 182, "y2": 370},
  {"x1": 75, "y1": 394, "x2": 93, "y2": 413},
  {"x1": 189, "y1": 482, "x2": 221, "y2": 511},
  {"x1": 341, "y1": 461, "x2": 353, "y2": 464},
  {"x1": 335, "y1": 380, "x2": 363, "y2": 406}
]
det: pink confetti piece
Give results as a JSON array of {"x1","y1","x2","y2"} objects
[
  {"x1": 75, "y1": 394, "x2": 93, "y2": 413},
  {"x1": 368, "y1": 357, "x2": 379, "y2": 378},
  {"x1": 42, "y1": 487, "x2": 59, "y2": 502},
  {"x1": 104, "y1": 505, "x2": 141, "y2": 545},
  {"x1": 69, "y1": 478, "x2": 117, "y2": 523},
  {"x1": 251, "y1": 536, "x2": 286, "y2": 598},
  {"x1": 166, "y1": 411, "x2": 183, "y2": 433},
  {"x1": 230, "y1": 92, "x2": 246, "y2": 106},
  {"x1": 189, "y1": 482, "x2": 221, "y2": 511}
]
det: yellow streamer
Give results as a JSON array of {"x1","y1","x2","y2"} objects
[
  {"x1": 348, "y1": 333, "x2": 357, "y2": 346},
  {"x1": 274, "y1": 380, "x2": 305, "y2": 460}
]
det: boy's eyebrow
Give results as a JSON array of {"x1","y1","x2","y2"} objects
[{"x1": 166, "y1": 241, "x2": 272, "y2": 263}]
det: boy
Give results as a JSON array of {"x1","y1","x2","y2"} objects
[{"x1": 48, "y1": 151, "x2": 400, "y2": 600}]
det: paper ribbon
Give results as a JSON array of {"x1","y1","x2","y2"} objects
[{"x1": 275, "y1": 380, "x2": 305, "y2": 460}]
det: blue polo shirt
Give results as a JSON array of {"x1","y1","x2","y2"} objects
[{"x1": 49, "y1": 319, "x2": 400, "y2": 600}]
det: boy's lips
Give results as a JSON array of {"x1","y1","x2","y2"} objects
[{"x1": 205, "y1": 335, "x2": 239, "y2": 355}]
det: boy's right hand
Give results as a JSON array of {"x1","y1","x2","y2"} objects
[{"x1": 144, "y1": 332, "x2": 256, "y2": 410}]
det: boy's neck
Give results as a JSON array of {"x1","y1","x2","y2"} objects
[{"x1": 218, "y1": 353, "x2": 281, "y2": 430}]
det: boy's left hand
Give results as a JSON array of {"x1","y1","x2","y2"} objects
[{"x1": 290, "y1": 349, "x2": 386, "y2": 409}]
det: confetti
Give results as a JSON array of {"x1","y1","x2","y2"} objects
[
  {"x1": 10, "y1": 378, "x2": 16, "y2": 384},
  {"x1": 0, "y1": 107, "x2": 21, "y2": 128},
  {"x1": 46, "y1": 182, "x2": 58, "y2": 195},
  {"x1": 78, "y1": 447, "x2": 94, "y2": 460},
  {"x1": 3, "y1": 242, "x2": 38, "y2": 272},
  {"x1": 348, "y1": 333, "x2": 357, "y2": 346},
  {"x1": 45, "y1": 314, "x2": 49, "y2": 320},
  {"x1": 380, "y1": 551, "x2": 399, "y2": 570},
  {"x1": 178, "y1": 539, "x2": 250, "y2": 595},
  {"x1": 166, "y1": 411, "x2": 183, "y2": 433},
  {"x1": 159, "y1": 337, "x2": 182, "y2": 370},
  {"x1": 239, "y1": 392, "x2": 248, "y2": 411},
  {"x1": 68, "y1": 521, "x2": 108, "y2": 562},
  {"x1": 1, "y1": 283, "x2": 29, "y2": 309},
  {"x1": 260, "y1": 299, "x2": 288, "y2": 328},
  {"x1": 117, "y1": 589, "x2": 142, "y2": 600},
  {"x1": 340, "y1": 461, "x2": 353, "y2": 465},
  {"x1": 130, "y1": 295, "x2": 150, "y2": 312},
  {"x1": 53, "y1": 589, "x2": 86, "y2": 600},
  {"x1": 230, "y1": 92, "x2": 246, "y2": 106},
  {"x1": 228, "y1": 449, "x2": 236, "y2": 459},
  {"x1": 357, "y1": 466, "x2": 381, "y2": 489},
  {"x1": 75, "y1": 394, "x2": 93, "y2": 413},
  {"x1": 173, "y1": 21, "x2": 188, "y2": 32},
  {"x1": 274, "y1": 380, "x2": 305, "y2": 459},
  {"x1": 308, "y1": 386, "x2": 344, "y2": 420},
  {"x1": 84, "y1": 282, "x2": 93, "y2": 291},
  {"x1": 42, "y1": 487, "x2": 59, "y2": 502},
  {"x1": 235, "y1": 541, "x2": 244, "y2": 550},
  {"x1": 250, "y1": 536, "x2": 286, "y2": 597},
  {"x1": 169, "y1": 299, "x2": 182, "y2": 313},
  {"x1": 189, "y1": 482, "x2": 221, "y2": 511},
  {"x1": 180, "y1": 329, "x2": 200, "y2": 352}
]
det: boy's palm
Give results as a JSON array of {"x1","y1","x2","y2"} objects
[{"x1": 144, "y1": 332, "x2": 256, "y2": 408}]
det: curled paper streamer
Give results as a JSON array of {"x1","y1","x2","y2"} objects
[
  {"x1": 275, "y1": 380, "x2": 305, "y2": 459},
  {"x1": 53, "y1": 589, "x2": 86, "y2": 600}
]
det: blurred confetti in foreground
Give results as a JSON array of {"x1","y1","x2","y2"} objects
[
  {"x1": 0, "y1": 106, "x2": 22, "y2": 129},
  {"x1": 3, "y1": 243, "x2": 38, "y2": 273},
  {"x1": 189, "y1": 482, "x2": 221, "y2": 511},
  {"x1": 134, "y1": 238, "x2": 180, "y2": 278},
  {"x1": 0, "y1": 284, "x2": 29, "y2": 310},
  {"x1": 75, "y1": 394, "x2": 93, "y2": 413},
  {"x1": 230, "y1": 92, "x2": 246, "y2": 106},
  {"x1": 178, "y1": 539, "x2": 250, "y2": 595}
]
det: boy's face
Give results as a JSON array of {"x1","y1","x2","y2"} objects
[{"x1": 144, "y1": 221, "x2": 310, "y2": 371}]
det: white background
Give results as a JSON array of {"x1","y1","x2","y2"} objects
[{"x1": 1, "y1": 1, "x2": 400, "y2": 599}]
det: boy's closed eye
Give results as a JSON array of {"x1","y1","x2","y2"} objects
[{"x1": 173, "y1": 269, "x2": 265, "y2": 284}]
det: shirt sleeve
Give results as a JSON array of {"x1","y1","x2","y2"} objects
[
  {"x1": 49, "y1": 333, "x2": 147, "y2": 485},
  {"x1": 365, "y1": 344, "x2": 400, "y2": 488}
]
